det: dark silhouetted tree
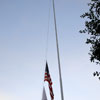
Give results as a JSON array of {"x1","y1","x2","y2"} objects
[{"x1": 80, "y1": 0, "x2": 100, "y2": 64}]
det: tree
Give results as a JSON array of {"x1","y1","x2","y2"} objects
[{"x1": 80, "y1": 0, "x2": 100, "y2": 64}]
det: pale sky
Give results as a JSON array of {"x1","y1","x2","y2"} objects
[{"x1": 0, "y1": 0, "x2": 100, "y2": 100}]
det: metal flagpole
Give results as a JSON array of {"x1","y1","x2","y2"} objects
[{"x1": 52, "y1": 0, "x2": 64, "y2": 100}]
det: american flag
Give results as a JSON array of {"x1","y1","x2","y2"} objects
[{"x1": 44, "y1": 62, "x2": 54, "y2": 100}]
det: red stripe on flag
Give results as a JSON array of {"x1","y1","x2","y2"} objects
[{"x1": 44, "y1": 63, "x2": 54, "y2": 100}]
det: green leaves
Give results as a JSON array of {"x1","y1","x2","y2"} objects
[{"x1": 80, "y1": 0, "x2": 100, "y2": 64}]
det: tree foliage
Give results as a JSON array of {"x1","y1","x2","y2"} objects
[{"x1": 80, "y1": 0, "x2": 100, "y2": 64}]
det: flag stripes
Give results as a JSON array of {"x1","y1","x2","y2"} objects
[
  {"x1": 44, "y1": 62, "x2": 54, "y2": 100},
  {"x1": 44, "y1": 73, "x2": 52, "y2": 85}
]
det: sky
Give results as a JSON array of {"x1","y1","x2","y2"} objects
[{"x1": 0, "y1": 0, "x2": 100, "y2": 100}]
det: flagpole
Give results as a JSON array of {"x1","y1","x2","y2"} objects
[{"x1": 52, "y1": 0, "x2": 64, "y2": 100}]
